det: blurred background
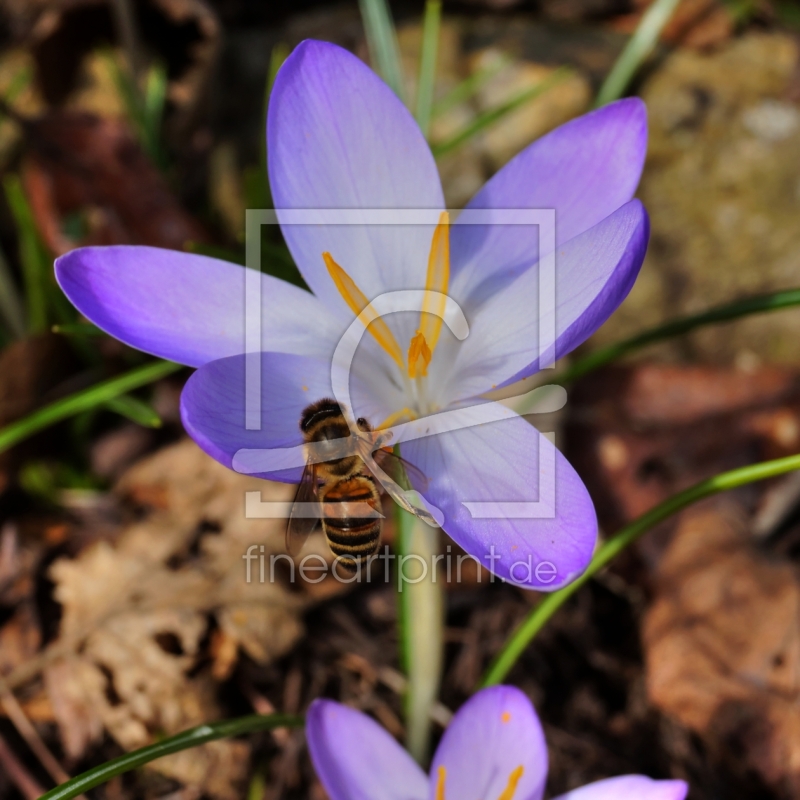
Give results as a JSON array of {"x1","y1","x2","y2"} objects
[{"x1": 1, "y1": 0, "x2": 800, "y2": 798}]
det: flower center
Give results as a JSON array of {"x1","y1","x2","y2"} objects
[
  {"x1": 322, "y1": 211, "x2": 451, "y2": 423},
  {"x1": 434, "y1": 765, "x2": 525, "y2": 800}
]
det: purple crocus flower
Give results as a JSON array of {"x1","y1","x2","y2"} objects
[
  {"x1": 306, "y1": 686, "x2": 687, "y2": 800},
  {"x1": 55, "y1": 40, "x2": 649, "y2": 589}
]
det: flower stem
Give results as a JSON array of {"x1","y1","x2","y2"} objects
[
  {"x1": 594, "y1": 0, "x2": 681, "y2": 107},
  {"x1": 561, "y1": 286, "x2": 800, "y2": 385},
  {"x1": 38, "y1": 714, "x2": 303, "y2": 800},
  {"x1": 0, "y1": 360, "x2": 181, "y2": 454},
  {"x1": 479, "y1": 451, "x2": 800, "y2": 688},
  {"x1": 396, "y1": 503, "x2": 444, "y2": 763}
]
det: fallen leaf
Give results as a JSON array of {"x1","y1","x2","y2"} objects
[
  {"x1": 22, "y1": 112, "x2": 208, "y2": 254},
  {"x1": 45, "y1": 440, "x2": 306, "y2": 798},
  {"x1": 644, "y1": 504, "x2": 800, "y2": 794},
  {"x1": 565, "y1": 364, "x2": 800, "y2": 536}
]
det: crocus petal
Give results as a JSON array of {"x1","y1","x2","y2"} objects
[
  {"x1": 404, "y1": 407, "x2": 596, "y2": 590},
  {"x1": 180, "y1": 351, "x2": 403, "y2": 482},
  {"x1": 55, "y1": 246, "x2": 342, "y2": 367},
  {"x1": 552, "y1": 776, "x2": 689, "y2": 800},
  {"x1": 450, "y1": 98, "x2": 647, "y2": 298},
  {"x1": 429, "y1": 686, "x2": 547, "y2": 800},
  {"x1": 268, "y1": 40, "x2": 445, "y2": 320},
  {"x1": 439, "y1": 200, "x2": 649, "y2": 403},
  {"x1": 307, "y1": 700, "x2": 428, "y2": 800}
]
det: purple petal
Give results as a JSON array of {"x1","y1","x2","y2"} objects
[
  {"x1": 180, "y1": 351, "x2": 403, "y2": 482},
  {"x1": 268, "y1": 40, "x2": 444, "y2": 319},
  {"x1": 552, "y1": 776, "x2": 689, "y2": 800},
  {"x1": 429, "y1": 686, "x2": 547, "y2": 800},
  {"x1": 55, "y1": 246, "x2": 341, "y2": 367},
  {"x1": 450, "y1": 98, "x2": 647, "y2": 296},
  {"x1": 180, "y1": 352, "x2": 331, "y2": 482},
  {"x1": 441, "y1": 200, "x2": 649, "y2": 402},
  {"x1": 404, "y1": 408, "x2": 596, "y2": 590},
  {"x1": 307, "y1": 700, "x2": 428, "y2": 800}
]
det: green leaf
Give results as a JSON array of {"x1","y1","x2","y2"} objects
[
  {"x1": 479, "y1": 450, "x2": 800, "y2": 688},
  {"x1": 184, "y1": 240, "x2": 245, "y2": 265},
  {"x1": 52, "y1": 322, "x2": 105, "y2": 337},
  {"x1": 102, "y1": 50, "x2": 167, "y2": 168},
  {"x1": 104, "y1": 394, "x2": 162, "y2": 428},
  {"x1": 0, "y1": 360, "x2": 181, "y2": 455},
  {"x1": 0, "y1": 242, "x2": 26, "y2": 339},
  {"x1": 4, "y1": 63, "x2": 33, "y2": 105},
  {"x1": 415, "y1": 0, "x2": 442, "y2": 138},
  {"x1": 594, "y1": 0, "x2": 681, "y2": 107},
  {"x1": 268, "y1": 41, "x2": 290, "y2": 95},
  {"x1": 431, "y1": 67, "x2": 572, "y2": 158},
  {"x1": 561, "y1": 287, "x2": 800, "y2": 384},
  {"x1": 142, "y1": 61, "x2": 168, "y2": 165},
  {"x1": 38, "y1": 714, "x2": 303, "y2": 800},
  {"x1": 359, "y1": 0, "x2": 406, "y2": 101},
  {"x1": 3, "y1": 174, "x2": 50, "y2": 335},
  {"x1": 430, "y1": 55, "x2": 511, "y2": 120},
  {"x1": 775, "y1": 0, "x2": 800, "y2": 28}
]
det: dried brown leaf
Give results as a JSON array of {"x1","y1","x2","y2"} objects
[
  {"x1": 644, "y1": 505, "x2": 800, "y2": 794},
  {"x1": 44, "y1": 440, "x2": 306, "y2": 798}
]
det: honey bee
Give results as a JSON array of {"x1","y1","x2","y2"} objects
[{"x1": 287, "y1": 398, "x2": 431, "y2": 571}]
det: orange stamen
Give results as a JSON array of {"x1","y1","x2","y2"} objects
[
  {"x1": 496, "y1": 766, "x2": 525, "y2": 800},
  {"x1": 419, "y1": 211, "x2": 450, "y2": 353},
  {"x1": 323, "y1": 252, "x2": 405, "y2": 370},
  {"x1": 435, "y1": 766, "x2": 446, "y2": 800}
]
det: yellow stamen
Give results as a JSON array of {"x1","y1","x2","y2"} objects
[
  {"x1": 419, "y1": 211, "x2": 450, "y2": 353},
  {"x1": 496, "y1": 766, "x2": 524, "y2": 800},
  {"x1": 378, "y1": 406, "x2": 417, "y2": 429},
  {"x1": 407, "y1": 330, "x2": 432, "y2": 379},
  {"x1": 323, "y1": 252, "x2": 405, "y2": 370},
  {"x1": 435, "y1": 766, "x2": 447, "y2": 800}
]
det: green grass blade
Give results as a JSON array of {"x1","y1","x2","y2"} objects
[
  {"x1": 479, "y1": 451, "x2": 800, "y2": 688},
  {"x1": 431, "y1": 67, "x2": 572, "y2": 158},
  {"x1": 0, "y1": 361, "x2": 181, "y2": 454},
  {"x1": 359, "y1": 0, "x2": 406, "y2": 101},
  {"x1": 415, "y1": 0, "x2": 442, "y2": 138},
  {"x1": 268, "y1": 41, "x2": 290, "y2": 95},
  {"x1": 52, "y1": 322, "x2": 105, "y2": 337},
  {"x1": 594, "y1": 0, "x2": 681, "y2": 107},
  {"x1": 431, "y1": 56, "x2": 511, "y2": 120},
  {"x1": 185, "y1": 241, "x2": 246, "y2": 265},
  {"x1": 102, "y1": 49, "x2": 141, "y2": 128},
  {"x1": 2, "y1": 63, "x2": 33, "y2": 109},
  {"x1": 104, "y1": 394, "x2": 162, "y2": 428},
  {"x1": 3, "y1": 175, "x2": 50, "y2": 334},
  {"x1": 103, "y1": 50, "x2": 166, "y2": 167},
  {"x1": 0, "y1": 242, "x2": 26, "y2": 338},
  {"x1": 38, "y1": 713, "x2": 303, "y2": 800},
  {"x1": 561, "y1": 287, "x2": 800, "y2": 384},
  {"x1": 142, "y1": 62, "x2": 168, "y2": 166}
]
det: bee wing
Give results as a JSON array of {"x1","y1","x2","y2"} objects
[
  {"x1": 356, "y1": 441, "x2": 441, "y2": 528},
  {"x1": 286, "y1": 463, "x2": 321, "y2": 556},
  {"x1": 373, "y1": 448, "x2": 430, "y2": 492}
]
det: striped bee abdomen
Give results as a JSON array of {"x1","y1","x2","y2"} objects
[{"x1": 321, "y1": 475, "x2": 382, "y2": 569}]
